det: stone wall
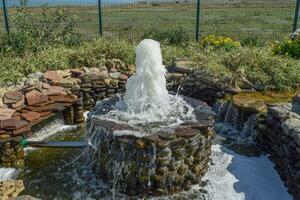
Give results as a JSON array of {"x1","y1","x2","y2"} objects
[
  {"x1": 0, "y1": 70, "x2": 86, "y2": 167},
  {"x1": 86, "y1": 97, "x2": 214, "y2": 197},
  {"x1": 256, "y1": 95, "x2": 300, "y2": 199}
]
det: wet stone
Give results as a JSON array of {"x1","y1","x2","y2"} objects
[
  {"x1": 158, "y1": 129, "x2": 175, "y2": 140},
  {"x1": 156, "y1": 138, "x2": 169, "y2": 148},
  {"x1": 87, "y1": 95, "x2": 213, "y2": 196},
  {"x1": 174, "y1": 127, "x2": 198, "y2": 138}
]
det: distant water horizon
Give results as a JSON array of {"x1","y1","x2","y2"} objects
[{"x1": 1, "y1": 0, "x2": 139, "y2": 7}]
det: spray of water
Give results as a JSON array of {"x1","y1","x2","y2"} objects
[{"x1": 99, "y1": 39, "x2": 195, "y2": 127}]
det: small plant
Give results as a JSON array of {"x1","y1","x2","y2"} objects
[
  {"x1": 0, "y1": 0, "x2": 81, "y2": 56},
  {"x1": 272, "y1": 36, "x2": 300, "y2": 59},
  {"x1": 200, "y1": 35, "x2": 241, "y2": 51},
  {"x1": 143, "y1": 28, "x2": 190, "y2": 46}
]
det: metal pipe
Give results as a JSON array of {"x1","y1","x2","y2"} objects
[{"x1": 23, "y1": 140, "x2": 87, "y2": 149}]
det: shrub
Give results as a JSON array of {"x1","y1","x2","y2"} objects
[
  {"x1": 0, "y1": 39, "x2": 299, "y2": 92},
  {"x1": 272, "y1": 37, "x2": 300, "y2": 59},
  {"x1": 222, "y1": 48, "x2": 300, "y2": 91},
  {"x1": 163, "y1": 44, "x2": 300, "y2": 91},
  {"x1": 143, "y1": 28, "x2": 191, "y2": 46},
  {"x1": 68, "y1": 38, "x2": 135, "y2": 68},
  {"x1": 200, "y1": 35, "x2": 241, "y2": 51},
  {"x1": 0, "y1": 1, "x2": 81, "y2": 56}
]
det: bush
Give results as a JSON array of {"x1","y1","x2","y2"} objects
[
  {"x1": 200, "y1": 35, "x2": 241, "y2": 51},
  {"x1": 163, "y1": 44, "x2": 300, "y2": 91},
  {"x1": 143, "y1": 28, "x2": 191, "y2": 46},
  {"x1": 222, "y1": 48, "x2": 300, "y2": 91},
  {"x1": 272, "y1": 37, "x2": 300, "y2": 59},
  {"x1": 0, "y1": 1, "x2": 81, "y2": 56},
  {"x1": 0, "y1": 38, "x2": 299, "y2": 92}
]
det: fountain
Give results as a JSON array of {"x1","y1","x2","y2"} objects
[{"x1": 86, "y1": 39, "x2": 215, "y2": 196}]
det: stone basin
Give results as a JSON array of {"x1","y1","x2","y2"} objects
[{"x1": 86, "y1": 96, "x2": 214, "y2": 197}]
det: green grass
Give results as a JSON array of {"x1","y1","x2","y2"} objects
[
  {"x1": 0, "y1": 0, "x2": 297, "y2": 43},
  {"x1": 0, "y1": 38, "x2": 299, "y2": 91}
]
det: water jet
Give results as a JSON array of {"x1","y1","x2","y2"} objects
[{"x1": 86, "y1": 39, "x2": 215, "y2": 196}]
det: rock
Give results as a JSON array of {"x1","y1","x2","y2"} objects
[
  {"x1": 15, "y1": 195, "x2": 41, "y2": 200},
  {"x1": 48, "y1": 94, "x2": 76, "y2": 103},
  {"x1": 0, "y1": 88, "x2": 7, "y2": 105},
  {"x1": 156, "y1": 138, "x2": 169, "y2": 148},
  {"x1": 158, "y1": 128, "x2": 175, "y2": 140},
  {"x1": 44, "y1": 86, "x2": 66, "y2": 96},
  {"x1": 42, "y1": 83, "x2": 51, "y2": 89},
  {"x1": 0, "y1": 118, "x2": 29, "y2": 130},
  {"x1": 70, "y1": 69, "x2": 84, "y2": 77},
  {"x1": 21, "y1": 111, "x2": 41, "y2": 122},
  {"x1": 195, "y1": 105, "x2": 216, "y2": 121},
  {"x1": 233, "y1": 95, "x2": 266, "y2": 113},
  {"x1": 58, "y1": 78, "x2": 80, "y2": 88},
  {"x1": 24, "y1": 78, "x2": 39, "y2": 87},
  {"x1": 43, "y1": 70, "x2": 60, "y2": 83},
  {"x1": 174, "y1": 127, "x2": 198, "y2": 138},
  {"x1": 25, "y1": 90, "x2": 48, "y2": 106},
  {"x1": 3, "y1": 90, "x2": 23, "y2": 104},
  {"x1": 104, "y1": 79, "x2": 110, "y2": 86},
  {"x1": 119, "y1": 74, "x2": 128, "y2": 81},
  {"x1": 166, "y1": 72, "x2": 184, "y2": 80},
  {"x1": 28, "y1": 103, "x2": 64, "y2": 112},
  {"x1": 27, "y1": 72, "x2": 44, "y2": 79},
  {"x1": 0, "y1": 180, "x2": 25, "y2": 199},
  {"x1": 11, "y1": 98, "x2": 25, "y2": 109},
  {"x1": 0, "y1": 108, "x2": 15, "y2": 121},
  {"x1": 12, "y1": 125, "x2": 31, "y2": 135},
  {"x1": 174, "y1": 60, "x2": 194, "y2": 73},
  {"x1": 57, "y1": 70, "x2": 71, "y2": 78},
  {"x1": 109, "y1": 72, "x2": 121, "y2": 79},
  {"x1": 281, "y1": 118, "x2": 300, "y2": 145}
]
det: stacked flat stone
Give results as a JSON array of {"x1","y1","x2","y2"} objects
[
  {"x1": 0, "y1": 70, "x2": 86, "y2": 167},
  {"x1": 86, "y1": 97, "x2": 214, "y2": 197},
  {"x1": 0, "y1": 180, "x2": 24, "y2": 200},
  {"x1": 78, "y1": 67, "x2": 129, "y2": 110},
  {"x1": 256, "y1": 97, "x2": 300, "y2": 199}
]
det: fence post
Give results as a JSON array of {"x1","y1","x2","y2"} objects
[
  {"x1": 2, "y1": 0, "x2": 10, "y2": 33},
  {"x1": 195, "y1": 0, "x2": 201, "y2": 41},
  {"x1": 97, "y1": 0, "x2": 103, "y2": 35},
  {"x1": 293, "y1": 0, "x2": 300, "y2": 32}
]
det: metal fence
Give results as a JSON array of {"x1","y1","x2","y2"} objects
[{"x1": 1, "y1": 0, "x2": 300, "y2": 42}]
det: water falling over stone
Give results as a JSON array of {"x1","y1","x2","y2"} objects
[{"x1": 86, "y1": 39, "x2": 215, "y2": 197}]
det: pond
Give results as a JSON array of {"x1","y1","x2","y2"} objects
[{"x1": 14, "y1": 125, "x2": 292, "y2": 200}]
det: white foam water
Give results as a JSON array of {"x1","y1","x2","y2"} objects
[
  {"x1": 0, "y1": 168, "x2": 18, "y2": 181},
  {"x1": 99, "y1": 39, "x2": 195, "y2": 128},
  {"x1": 202, "y1": 145, "x2": 292, "y2": 200}
]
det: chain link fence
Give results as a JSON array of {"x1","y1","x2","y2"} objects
[{"x1": 1, "y1": 0, "x2": 300, "y2": 42}]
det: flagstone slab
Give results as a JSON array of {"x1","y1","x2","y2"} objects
[
  {"x1": 25, "y1": 90, "x2": 48, "y2": 106},
  {"x1": 21, "y1": 112, "x2": 41, "y2": 122}
]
